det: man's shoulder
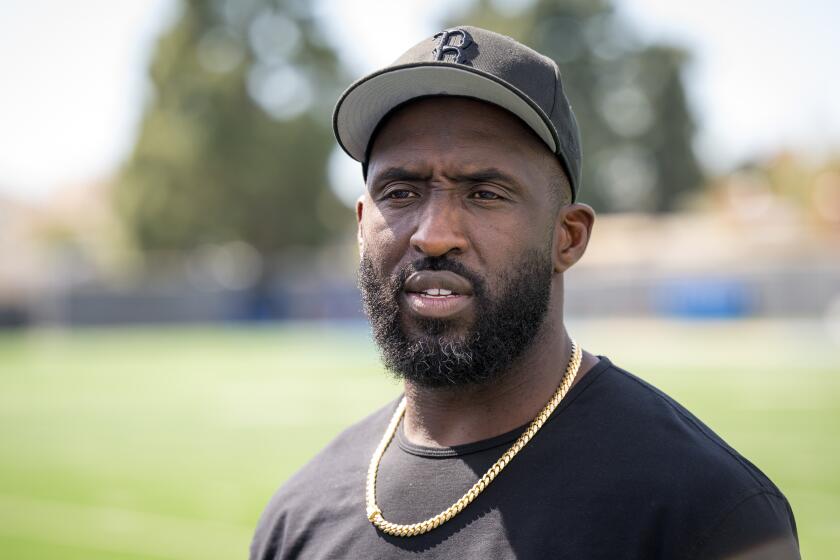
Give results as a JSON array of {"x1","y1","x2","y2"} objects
[
  {"x1": 586, "y1": 359, "x2": 781, "y2": 494},
  {"x1": 251, "y1": 398, "x2": 399, "y2": 560},
  {"x1": 558, "y1": 358, "x2": 799, "y2": 556},
  {"x1": 256, "y1": 397, "x2": 398, "y2": 515},
  {"x1": 581, "y1": 360, "x2": 795, "y2": 540}
]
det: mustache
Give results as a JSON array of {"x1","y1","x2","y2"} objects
[{"x1": 392, "y1": 256, "x2": 486, "y2": 295}]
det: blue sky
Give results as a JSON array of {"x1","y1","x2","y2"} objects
[{"x1": 1, "y1": 0, "x2": 839, "y2": 202}]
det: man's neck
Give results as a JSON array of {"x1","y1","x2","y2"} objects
[{"x1": 401, "y1": 326, "x2": 598, "y2": 448}]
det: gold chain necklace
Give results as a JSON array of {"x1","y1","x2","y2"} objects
[{"x1": 366, "y1": 339, "x2": 582, "y2": 537}]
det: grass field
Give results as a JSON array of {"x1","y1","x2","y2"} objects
[{"x1": 0, "y1": 319, "x2": 838, "y2": 559}]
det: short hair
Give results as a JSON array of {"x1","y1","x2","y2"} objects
[{"x1": 551, "y1": 172, "x2": 573, "y2": 209}]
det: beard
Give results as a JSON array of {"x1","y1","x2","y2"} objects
[{"x1": 358, "y1": 248, "x2": 554, "y2": 388}]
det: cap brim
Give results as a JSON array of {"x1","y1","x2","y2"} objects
[{"x1": 333, "y1": 63, "x2": 560, "y2": 163}]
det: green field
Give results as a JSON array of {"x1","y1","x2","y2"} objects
[{"x1": 0, "y1": 319, "x2": 838, "y2": 559}]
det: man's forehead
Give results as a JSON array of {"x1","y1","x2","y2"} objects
[
  {"x1": 368, "y1": 97, "x2": 549, "y2": 159},
  {"x1": 379, "y1": 97, "x2": 534, "y2": 132}
]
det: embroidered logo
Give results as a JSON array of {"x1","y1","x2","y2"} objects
[{"x1": 432, "y1": 28, "x2": 474, "y2": 64}]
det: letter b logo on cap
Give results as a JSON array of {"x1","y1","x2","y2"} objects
[{"x1": 432, "y1": 28, "x2": 473, "y2": 64}]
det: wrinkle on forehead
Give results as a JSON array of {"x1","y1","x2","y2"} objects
[{"x1": 369, "y1": 97, "x2": 546, "y2": 159}]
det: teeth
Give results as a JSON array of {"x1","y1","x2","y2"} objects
[{"x1": 422, "y1": 288, "x2": 454, "y2": 296}]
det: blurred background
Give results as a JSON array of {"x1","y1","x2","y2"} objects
[{"x1": 1, "y1": 0, "x2": 838, "y2": 558}]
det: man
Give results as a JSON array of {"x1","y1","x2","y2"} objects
[{"x1": 251, "y1": 26, "x2": 799, "y2": 559}]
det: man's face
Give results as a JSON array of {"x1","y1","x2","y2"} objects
[{"x1": 357, "y1": 97, "x2": 567, "y2": 387}]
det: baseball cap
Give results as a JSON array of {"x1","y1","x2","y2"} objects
[{"x1": 332, "y1": 25, "x2": 582, "y2": 201}]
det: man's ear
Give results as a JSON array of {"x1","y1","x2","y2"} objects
[
  {"x1": 553, "y1": 203, "x2": 595, "y2": 273},
  {"x1": 356, "y1": 194, "x2": 366, "y2": 255}
]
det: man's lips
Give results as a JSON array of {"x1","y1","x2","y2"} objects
[
  {"x1": 402, "y1": 270, "x2": 474, "y2": 319},
  {"x1": 403, "y1": 270, "x2": 474, "y2": 296}
]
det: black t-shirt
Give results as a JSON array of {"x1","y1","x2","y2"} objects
[{"x1": 251, "y1": 358, "x2": 799, "y2": 559}]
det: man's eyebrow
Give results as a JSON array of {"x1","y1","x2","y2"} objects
[
  {"x1": 369, "y1": 167, "x2": 521, "y2": 190},
  {"x1": 370, "y1": 167, "x2": 430, "y2": 184},
  {"x1": 449, "y1": 168, "x2": 521, "y2": 188}
]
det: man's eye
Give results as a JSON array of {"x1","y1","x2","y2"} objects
[
  {"x1": 385, "y1": 189, "x2": 416, "y2": 200},
  {"x1": 471, "y1": 190, "x2": 502, "y2": 200}
]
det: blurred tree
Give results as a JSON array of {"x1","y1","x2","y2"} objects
[
  {"x1": 117, "y1": 0, "x2": 349, "y2": 258},
  {"x1": 448, "y1": 0, "x2": 704, "y2": 212}
]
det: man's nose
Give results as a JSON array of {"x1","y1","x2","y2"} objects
[{"x1": 409, "y1": 195, "x2": 469, "y2": 258}]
